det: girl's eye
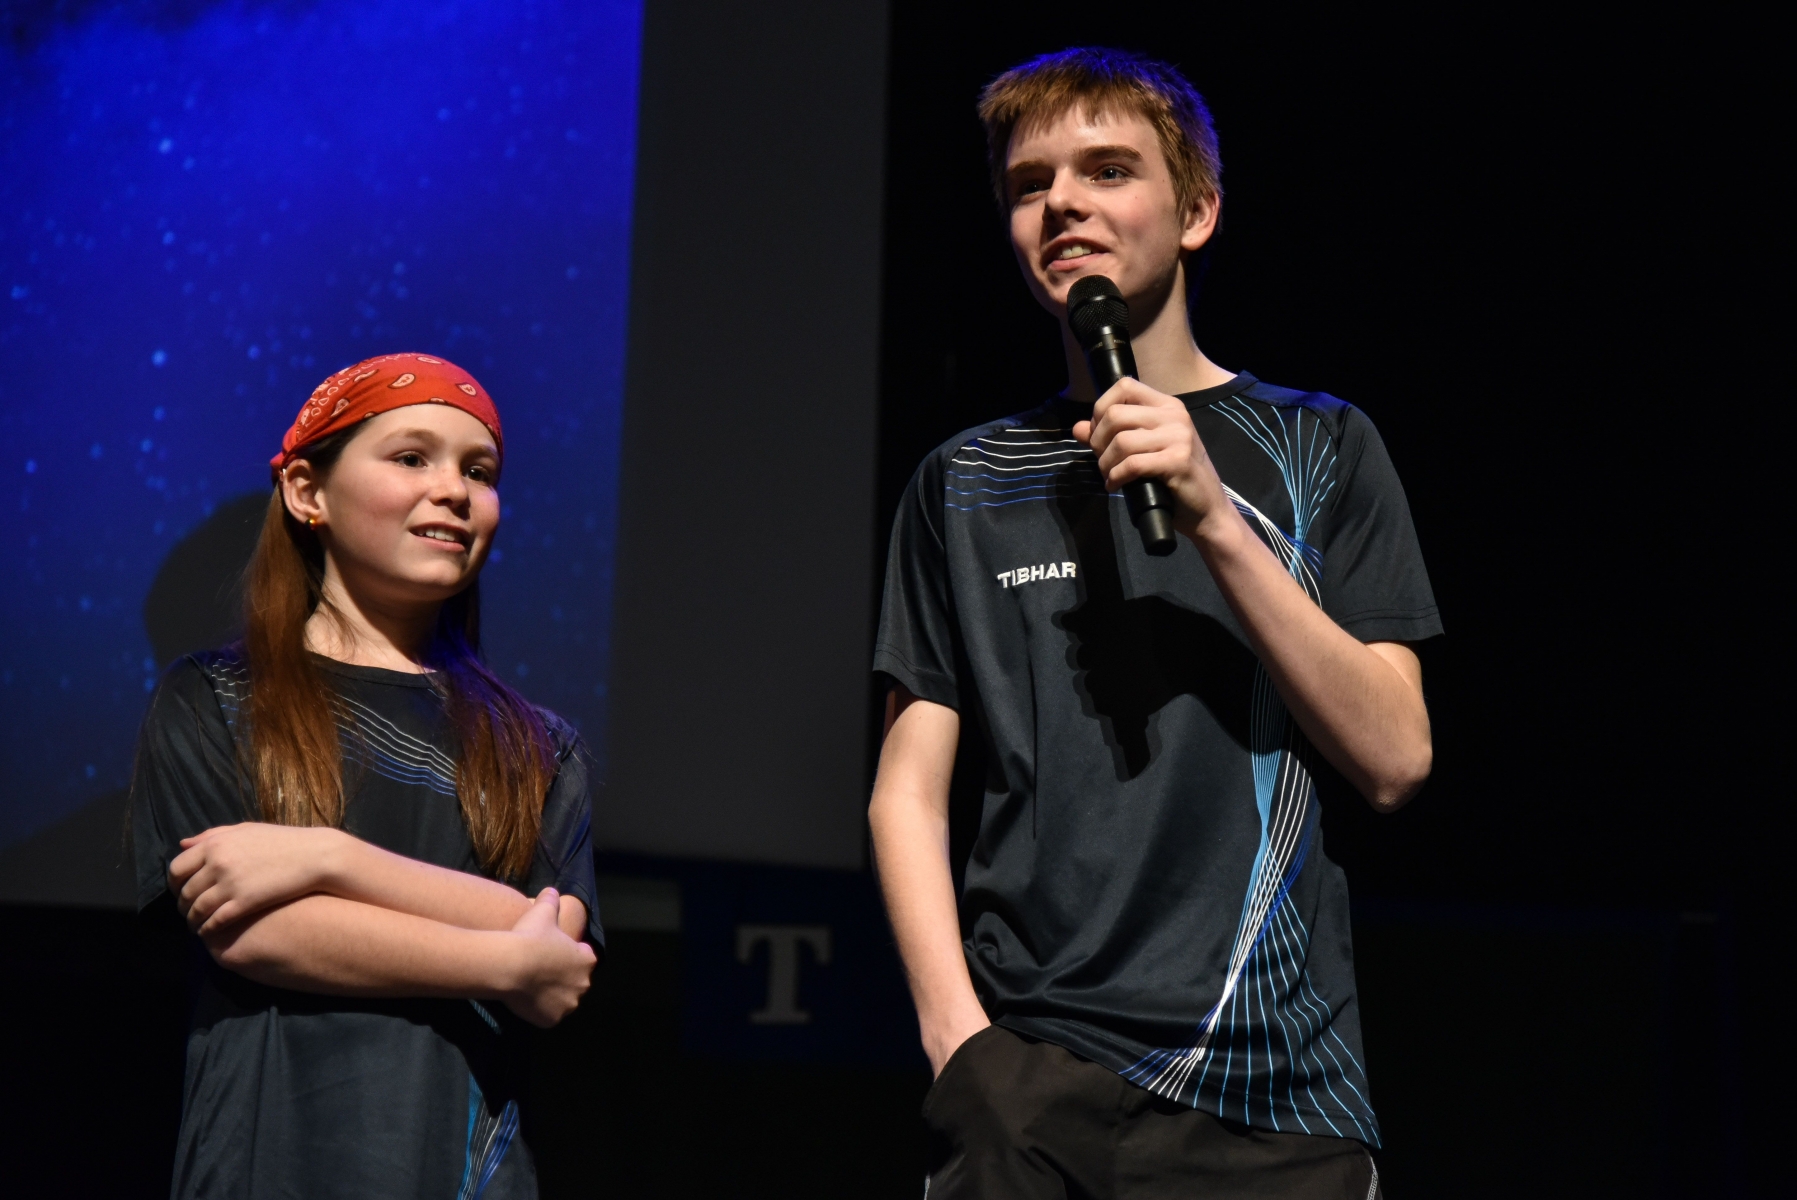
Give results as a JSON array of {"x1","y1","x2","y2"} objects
[
  {"x1": 396, "y1": 452, "x2": 425, "y2": 468},
  {"x1": 467, "y1": 465, "x2": 493, "y2": 484}
]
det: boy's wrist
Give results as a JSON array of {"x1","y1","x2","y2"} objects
[
  {"x1": 1183, "y1": 495, "x2": 1248, "y2": 557},
  {"x1": 918, "y1": 988, "x2": 989, "y2": 1040},
  {"x1": 920, "y1": 1002, "x2": 991, "y2": 1074}
]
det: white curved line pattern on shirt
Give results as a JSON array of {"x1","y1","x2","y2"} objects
[
  {"x1": 946, "y1": 424, "x2": 1110, "y2": 510},
  {"x1": 457, "y1": 1074, "x2": 520, "y2": 1200},
  {"x1": 1216, "y1": 397, "x2": 1338, "y2": 559},
  {"x1": 205, "y1": 658, "x2": 250, "y2": 724},
  {"x1": 1122, "y1": 407, "x2": 1370, "y2": 1133},
  {"x1": 197, "y1": 657, "x2": 459, "y2": 799},
  {"x1": 1123, "y1": 667, "x2": 1315, "y2": 1108},
  {"x1": 1224, "y1": 485, "x2": 1321, "y2": 602},
  {"x1": 337, "y1": 691, "x2": 459, "y2": 796}
]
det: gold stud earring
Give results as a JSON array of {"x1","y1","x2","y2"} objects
[{"x1": 308, "y1": 516, "x2": 318, "y2": 527}]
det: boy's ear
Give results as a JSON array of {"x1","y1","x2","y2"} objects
[{"x1": 1181, "y1": 194, "x2": 1221, "y2": 254}]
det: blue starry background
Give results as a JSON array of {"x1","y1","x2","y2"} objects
[{"x1": 0, "y1": 0, "x2": 642, "y2": 848}]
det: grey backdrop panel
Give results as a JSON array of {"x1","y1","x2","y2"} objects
[{"x1": 600, "y1": 1, "x2": 889, "y2": 868}]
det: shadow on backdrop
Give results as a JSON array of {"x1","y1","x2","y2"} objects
[
  {"x1": 142, "y1": 492, "x2": 267, "y2": 668},
  {"x1": 0, "y1": 491, "x2": 265, "y2": 907}
]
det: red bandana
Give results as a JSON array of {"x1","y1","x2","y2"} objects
[{"x1": 270, "y1": 352, "x2": 503, "y2": 480}]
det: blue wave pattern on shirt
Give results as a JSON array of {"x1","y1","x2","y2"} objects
[
  {"x1": 336, "y1": 691, "x2": 460, "y2": 796},
  {"x1": 206, "y1": 656, "x2": 249, "y2": 730},
  {"x1": 1115, "y1": 398, "x2": 1377, "y2": 1141},
  {"x1": 944, "y1": 422, "x2": 1115, "y2": 510},
  {"x1": 197, "y1": 655, "x2": 458, "y2": 797},
  {"x1": 458, "y1": 1071, "x2": 520, "y2": 1200}
]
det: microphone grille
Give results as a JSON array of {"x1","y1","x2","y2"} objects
[{"x1": 1066, "y1": 275, "x2": 1128, "y2": 345}]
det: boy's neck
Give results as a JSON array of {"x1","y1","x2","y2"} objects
[{"x1": 1059, "y1": 266, "x2": 1235, "y2": 403}]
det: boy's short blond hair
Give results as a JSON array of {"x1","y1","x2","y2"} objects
[{"x1": 978, "y1": 47, "x2": 1222, "y2": 217}]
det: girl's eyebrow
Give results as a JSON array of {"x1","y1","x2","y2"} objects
[
  {"x1": 378, "y1": 429, "x2": 497, "y2": 455},
  {"x1": 380, "y1": 427, "x2": 447, "y2": 445}
]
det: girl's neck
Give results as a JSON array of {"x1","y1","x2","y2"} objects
[{"x1": 305, "y1": 568, "x2": 439, "y2": 673}]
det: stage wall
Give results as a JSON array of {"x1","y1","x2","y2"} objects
[{"x1": 599, "y1": 0, "x2": 889, "y2": 870}]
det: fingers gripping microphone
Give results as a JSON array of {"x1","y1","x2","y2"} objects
[{"x1": 1067, "y1": 275, "x2": 1178, "y2": 556}]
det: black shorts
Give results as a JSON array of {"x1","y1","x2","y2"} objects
[{"x1": 923, "y1": 1025, "x2": 1382, "y2": 1200}]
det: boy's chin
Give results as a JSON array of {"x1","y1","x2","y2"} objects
[
  {"x1": 1030, "y1": 275, "x2": 1076, "y2": 313},
  {"x1": 1037, "y1": 264, "x2": 1111, "y2": 304}
]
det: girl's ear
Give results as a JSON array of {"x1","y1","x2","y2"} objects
[{"x1": 281, "y1": 460, "x2": 327, "y2": 528}]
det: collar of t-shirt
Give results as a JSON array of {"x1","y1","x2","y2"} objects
[
  {"x1": 1055, "y1": 370, "x2": 1258, "y2": 422},
  {"x1": 310, "y1": 653, "x2": 436, "y2": 689}
]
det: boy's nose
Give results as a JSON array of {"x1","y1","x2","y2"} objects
[{"x1": 1043, "y1": 168, "x2": 1087, "y2": 221}]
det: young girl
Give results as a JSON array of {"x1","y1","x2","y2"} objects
[{"x1": 132, "y1": 353, "x2": 601, "y2": 1199}]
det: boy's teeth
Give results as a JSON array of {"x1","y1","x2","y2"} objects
[{"x1": 1058, "y1": 244, "x2": 1094, "y2": 260}]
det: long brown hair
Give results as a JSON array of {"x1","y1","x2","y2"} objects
[{"x1": 241, "y1": 427, "x2": 553, "y2": 881}]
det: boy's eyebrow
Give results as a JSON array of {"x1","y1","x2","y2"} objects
[
  {"x1": 1006, "y1": 143, "x2": 1149, "y2": 178},
  {"x1": 1074, "y1": 143, "x2": 1147, "y2": 162}
]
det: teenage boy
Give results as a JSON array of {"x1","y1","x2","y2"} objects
[{"x1": 870, "y1": 48, "x2": 1439, "y2": 1198}]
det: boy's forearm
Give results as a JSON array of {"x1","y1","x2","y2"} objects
[
  {"x1": 869, "y1": 695, "x2": 990, "y2": 1072},
  {"x1": 871, "y1": 789, "x2": 991, "y2": 1072},
  {"x1": 205, "y1": 893, "x2": 522, "y2": 998},
  {"x1": 870, "y1": 792, "x2": 984, "y2": 1021},
  {"x1": 1189, "y1": 507, "x2": 1432, "y2": 809},
  {"x1": 321, "y1": 833, "x2": 534, "y2": 931}
]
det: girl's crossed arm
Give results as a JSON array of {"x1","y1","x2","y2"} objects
[
  {"x1": 168, "y1": 824, "x2": 594, "y2": 1026},
  {"x1": 202, "y1": 886, "x2": 593, "y2": 1027},
  {"x1": 170, "y1": 822, "x2": 589, "y2": 940}
]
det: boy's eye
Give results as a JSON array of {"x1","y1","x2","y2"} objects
[{"x1": 1094, "y1": 165, "x2": 1127, "y2": 182}]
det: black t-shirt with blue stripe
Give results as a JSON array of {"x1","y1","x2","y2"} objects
[
  {"x1": 132, "y1": 650, "x2": 601, "y2": 1199},
  {"x1": 874, "y1": 372, "x2": 1441, "y2": 1147}
]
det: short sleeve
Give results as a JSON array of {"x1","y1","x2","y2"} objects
[
  {"x1": 1317, "y1": 407, "x2": 1444, "y2": 643},
  {"x1": 529, "y1": 720, "x2": 603, "y2": 950},
  {"x1": 130, "y1": 657, "x2": 257, "y2": 911},
  {"x1": 872, "y1": 452, "x2": 961, "y2": 709}
]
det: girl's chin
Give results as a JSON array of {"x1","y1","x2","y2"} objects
[{"x1": 361, "y1": 573, "x2": 477, "y2": 607}]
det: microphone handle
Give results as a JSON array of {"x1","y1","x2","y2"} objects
[{"x1": 1085, "y1": 332, "x2": 1178, "y2": 557}]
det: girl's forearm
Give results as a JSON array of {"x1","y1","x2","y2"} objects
[
  {"x1": 206, "y1": 893, "x2": 523, "y2": 998},
  {"x1": 319, "y1": 832, "x2": 535, "y2": 931}
]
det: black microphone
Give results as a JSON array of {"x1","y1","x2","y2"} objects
[{"x1": 1066, "y1": 275, "x2": 1177, "y2": 556}]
